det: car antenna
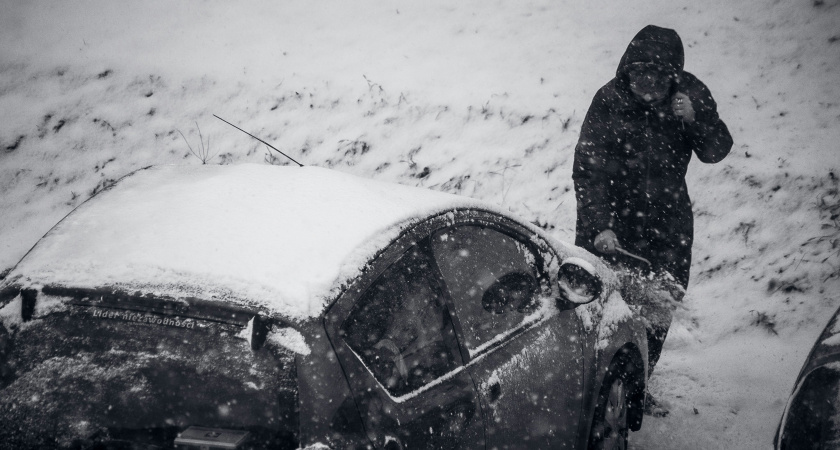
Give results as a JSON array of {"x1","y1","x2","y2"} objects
[{"x1": 213, "y1": 114, "x2": 304, "y2": 167}]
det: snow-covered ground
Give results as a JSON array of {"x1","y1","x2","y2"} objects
[{"x1": 1, "y1": 1, "x2": 838, "y2": 448}]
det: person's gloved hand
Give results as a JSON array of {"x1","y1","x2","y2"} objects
[
  {"x1": 671, "y1": 92, "x2": 695, "y2": 124},
  {"x1": 594, "y1": 229, "x2": 619, "y2": 254}
]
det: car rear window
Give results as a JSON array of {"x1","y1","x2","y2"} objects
[{"x1": 0, "y1": 301, "x2": 298, "y2": 449}]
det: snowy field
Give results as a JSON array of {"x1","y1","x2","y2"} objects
[{"x1": 1, "y1": 1, "x2": 839, "y2": 448}]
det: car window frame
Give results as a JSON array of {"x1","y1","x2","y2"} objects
[
  {"x1": 324, "y1": 213, "x2": 499, "y2": 449},
  {"x1": 428, "y1": 220, "x2": 557, "y2": 362},
  {"x1": 325, "y1": 209, "x2": 562, "y2": 381},
  {"x1": 338, "y1": 239, "x2": 464, "y2": 398},
  {"x1": 324, "y1": 214, "x2": 470, "y2": 403}
]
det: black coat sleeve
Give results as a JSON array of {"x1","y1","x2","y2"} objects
[
  {"x1": 573, "y1": 87, "x2": 620, "y2": 247},
  {"x1": 681, "y1": 74, "x2": 733, "y2": 163}
]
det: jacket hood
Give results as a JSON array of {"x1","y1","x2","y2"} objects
[{"x1": 617, "y1": 25, "x2": 685, "y2": 78}]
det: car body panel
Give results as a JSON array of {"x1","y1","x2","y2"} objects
[
  {"x1": 794, "y1": 305, "x2": 840, "y2": 380},
  {"x1": 775, "y1": 304, "x2": 840, "y2": 449},
  {"x1": 465, "y1": 310, "x2": 584, "y2": 449},
  {"x1": 325, "y1": 208, "x2": 647, "y2": 449},
  {"x1": 427, "y1": 218, "x2": 586, "y2": 449},
  {"x1": 580, "y1": 314, "x2": 648, "y2": 443},
  {"x1": 0, "y1": 294, "x2": 299, "y2": 448}
]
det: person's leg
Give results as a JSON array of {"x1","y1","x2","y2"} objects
[
  {"x1": 641, "y1": 300, "x2": 673, "y2": 417},
  {"x1": 639, "y1": 274, "x2": 684, "y2": 417},
  {"x1": 640, "y1": 289, "x2": 674, "y2": 375},
  {"x1": 614, "y1": 265, "x2": 682, "y2": 373}
]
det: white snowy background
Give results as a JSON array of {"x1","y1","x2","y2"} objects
[{"x1": 1, "y1": 0, "x2": 838, "y2": 448}]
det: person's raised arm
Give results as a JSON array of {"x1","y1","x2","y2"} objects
[{"x1": 677, "y1": 76, "x2": 733, "y2": 163}]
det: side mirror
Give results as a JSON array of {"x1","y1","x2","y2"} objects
[{"x1": 557, "y1": 260, "x2": 602, "y2": 306}]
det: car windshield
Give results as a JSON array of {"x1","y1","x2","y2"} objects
[{"x1": 0, "y1": 296, "x2": 298, "y2": 449}]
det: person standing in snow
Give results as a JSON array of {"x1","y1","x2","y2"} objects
[{"x1": 572, "y1": 25, "x2": 733, "y2": 386}]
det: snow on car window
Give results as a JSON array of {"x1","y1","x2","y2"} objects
[
  {"x1": 300, "y1": 444, "x2": 332, "y2": 450},
  {"x1": 0, "y1": 294, "x2": 22, "y2": 328},
  {"x1": 0, "y1": 292, "x2": 69, "y2": 331},
  {"x1": 266, "y1": 327, "x2": 311, "y2": 356}
]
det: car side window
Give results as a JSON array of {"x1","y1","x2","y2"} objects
[
  {"x1": 431, "y1": 225, "x2": 543, "y2": 357},
  {"x1": 341, "y1": 246, "x2": 460, "y2": 398}
]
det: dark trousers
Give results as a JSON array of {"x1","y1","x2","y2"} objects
[{"x1": 646, "y1": 320, "x2": 670, "y2": 374}]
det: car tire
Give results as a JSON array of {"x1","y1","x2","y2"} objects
[{"x1": 589, "y1": 373, "x2": 629, "y2": 450}]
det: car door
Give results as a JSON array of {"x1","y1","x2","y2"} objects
[
  {"x1": 430, "y1": 224, "x2": 585, "y2": 449},
  {"x1": 327, "y1": 243, "x2": 485, "y2": 450}
]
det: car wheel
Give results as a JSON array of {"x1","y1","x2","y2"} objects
[{"x1": 589, "y1": 375, "x2": 629, "y2": 450}]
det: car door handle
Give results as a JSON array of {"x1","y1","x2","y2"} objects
[{"x1": 488, "y1": 382, "x2": 501, "y2": 403}]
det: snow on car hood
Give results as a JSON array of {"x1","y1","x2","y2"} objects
[{"x1": 2, "y1": 164, "x2": 496, "y2": 320}]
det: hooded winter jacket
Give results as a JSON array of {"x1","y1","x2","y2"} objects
[{"x1": 572, "y1": 25, "x2": 733, "y2": 287}]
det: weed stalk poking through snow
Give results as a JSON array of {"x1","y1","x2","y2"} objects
[{"x1": 178, "y1": 122, "x2": 216, "y2": 164}]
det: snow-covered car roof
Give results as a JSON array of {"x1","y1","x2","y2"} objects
[{"x1": 2, "y1": 164, "x2": 520, "y2": 321}]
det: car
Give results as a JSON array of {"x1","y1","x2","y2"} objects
[
  {"x1": 775, "y1": 305, "x2": 840, "y2": 449},
  {"x1": 0, "y1": 163, "x2": 649, "y2": 450}
]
